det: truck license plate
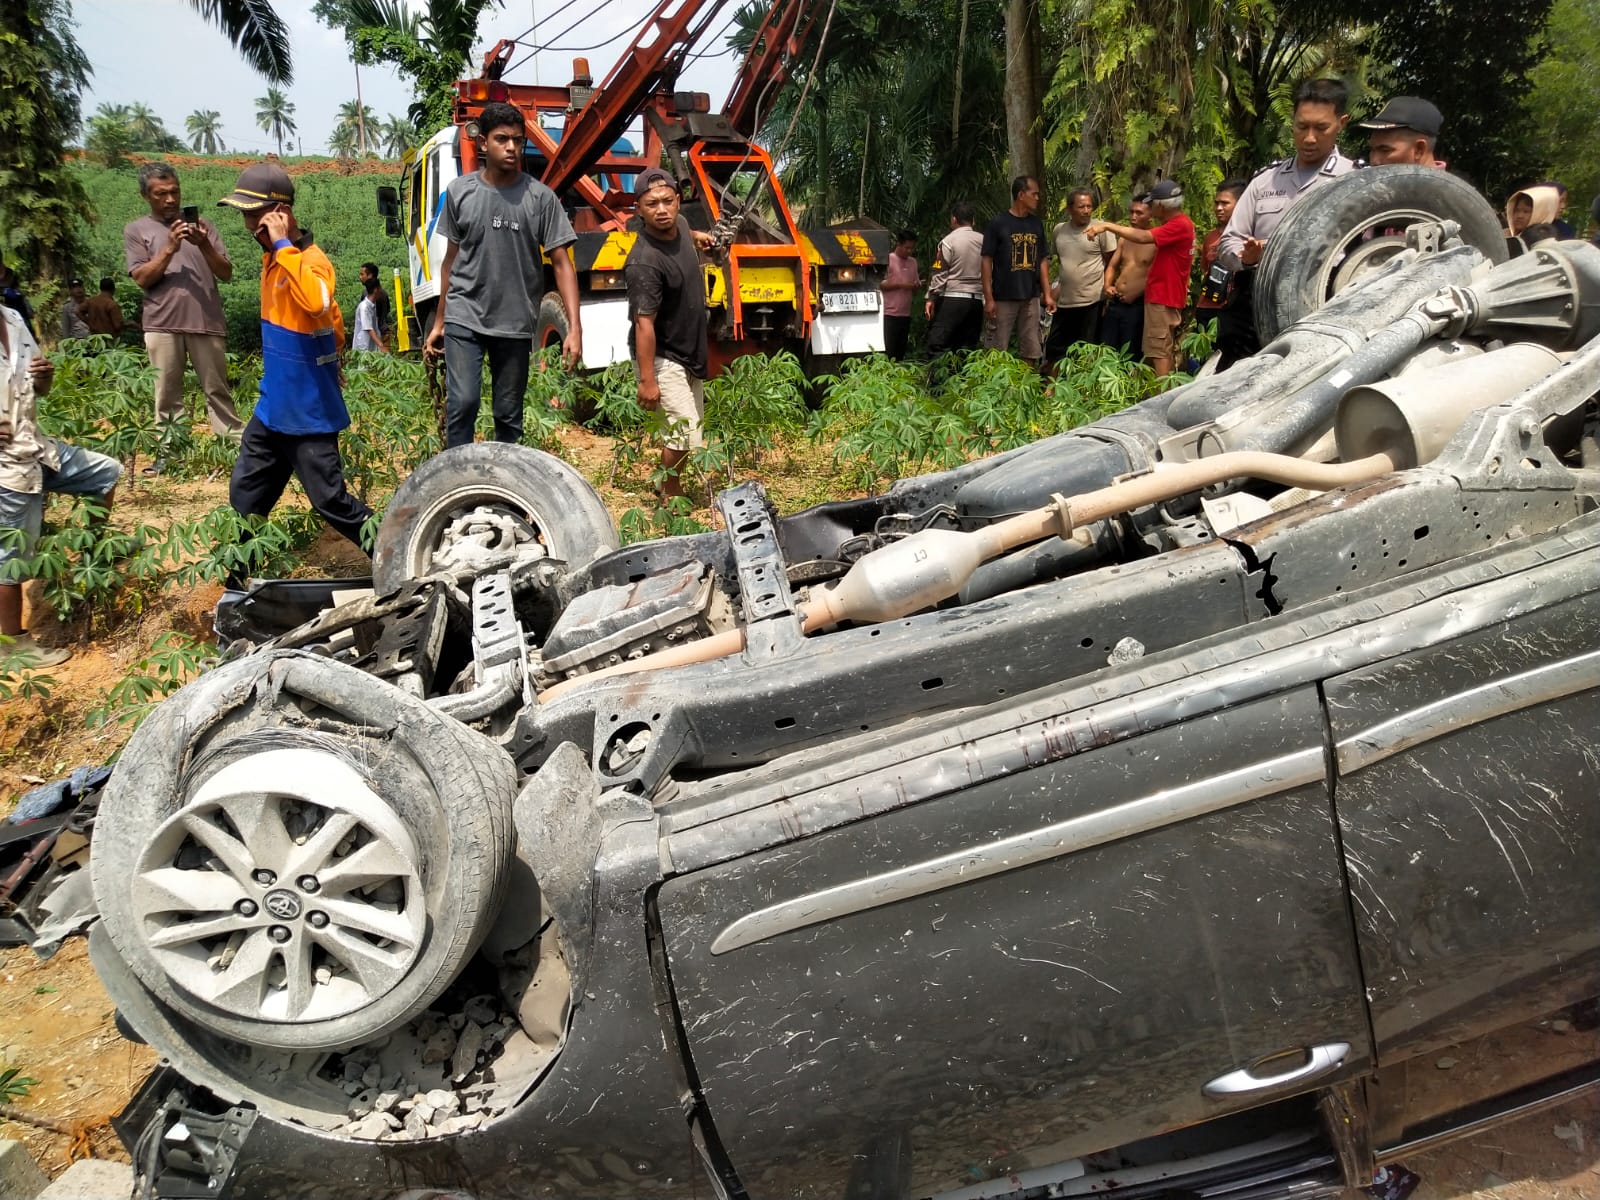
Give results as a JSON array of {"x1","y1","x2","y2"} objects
[{"x1": 821, "y1": 291, "x2": 880, "y2": 313}]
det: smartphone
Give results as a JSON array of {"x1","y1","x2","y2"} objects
[{"x1": 181, "y1": 204, "x2": 200, "y2": 225}]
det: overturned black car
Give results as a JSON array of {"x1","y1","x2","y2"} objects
[{"x1": 79, "y1": 168, "x2": 1598, "y2": 1199}]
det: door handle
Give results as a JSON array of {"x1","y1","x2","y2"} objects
[{"x1": 1202, "y1": 1042, "x2": 1350, "y2": 1098}]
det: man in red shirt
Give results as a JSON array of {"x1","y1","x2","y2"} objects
[{"x1": 1086, "y1": 179, "x2": 1195, "y2": 376}]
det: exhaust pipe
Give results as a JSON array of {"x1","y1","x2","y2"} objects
[{"x1": 1335, "y1": 343, "x2": 1565, "y2": 468}]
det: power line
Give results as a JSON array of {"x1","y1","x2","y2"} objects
[{"x1": 503, "y1": 0, "x2": 627, "y2": 76}]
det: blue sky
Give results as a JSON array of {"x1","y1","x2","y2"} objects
[{"x1": 74, "y1": 0, "x2": 744, "y2": 155}]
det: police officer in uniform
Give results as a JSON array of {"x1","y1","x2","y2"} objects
[{"x1": 1213, "y1": 77, "x2": 1357, "y2": 368}]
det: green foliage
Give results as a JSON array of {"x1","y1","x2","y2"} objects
[
  {"x1": 87, "y1": 631, "x2": 217, "y2": 730},
  {"x1": 1361, "y1": 0, "x2": 1554, "y2": 201},
  {"x1": 85, "y1": 103, "x2": 185, "y2": 162},
  {"x1": 1522, "y1": 0, "x2": 1600, "y2": 221},
  {"x1": 0, "y1": 0, "x2": 92, "y2": 281},
  {"x1": 811, "y1": 346, "x2": 1183, "y2": 492},
  {"x1": 738, "y1": 0, "x2": 1013, "y2": 235},
  {"x1": 696, "y1": 351, "x2": 809, "y2": 484},
  {"x1": 313, "y1": 0, "x2": 504, "y2": 133},
  {"x1": 618, "y1": 496, "x2": 711, "y2": 546},
  {"x1": 256, "y1": 87, "x2": 298, "y2": 157},
  {"x1": 0, "y1": 636, "x2": 59, "y2": 700},
  {"x1": 186, "y1": 109, "x2": 226, "y2": 155},
  {"x1": 0, "y1": 1064, "x2": 39, "y2": 1103},
  {"x1": 186, "y1": 0, "x2": 294, "y2": 84}
]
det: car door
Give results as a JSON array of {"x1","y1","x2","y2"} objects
[
  {"x1": 1324, "y1": 526, "x2": 1600, "y2": 1135},
  {"x1": 656, "y1": 682, "x2": 1372, "y2": 1200}
]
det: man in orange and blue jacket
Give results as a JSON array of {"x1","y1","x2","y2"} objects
[{"x1": 217, "y1": 164, "x2": 372, "y2": 577}]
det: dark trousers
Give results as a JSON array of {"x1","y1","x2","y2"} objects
[
  {"x1": 925, "y1": 297, "x2": 984, "y2": 355},
  {"x1": 443, "y1": 323, "x2": 532, "y2": 448},
  {"x1": 1100, "y1": 297, "x2": 1145, "y2": 357},
  {"x1": 1044, "y1": 301, "x2": 1102, "y2": 362},
  {"x1": 883, "y1": 314, "x2": 911, "y2": 360},
  {"x1": 1215, "y1": 270, "x2": 1259, "y2": 370},
  {"x1": 230, "y1": 415, "x2": 374, "y2": 549}
]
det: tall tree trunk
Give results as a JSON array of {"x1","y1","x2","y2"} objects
[
  {"x1": 951, "y1": 0, "x2": 970, "y2": 140},
  {"x1": 1004, "y1": 0, "x2": 1044, "y2": 182}
]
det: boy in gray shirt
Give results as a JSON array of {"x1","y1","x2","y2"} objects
[{"x1": 424, "y1": 102, "x2": 581, "y2": 448}]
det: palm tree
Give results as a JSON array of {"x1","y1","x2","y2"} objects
[
  {"x1": 329, "y1": 121, "x2": 359, "y2": 159},
  {"x1": 379, "y1": 113, "x2": 413, "y2": 158},
  {"x1": 255, "y1": 87, "x2": 297, "y2": 156},
  {"x1": 185, "y1": 0, "x2": 292, "y2": 83},
  {"x1": 92, "y1": 101, "x2": 132, "y2": 128},
  {"x1": 186, "y1": 109, "x2": 225, "y2": 154},
  {"x1": 336, "y1": 98, "x2": 377, "y2": 155},
  {"x1": 126, "y1": 102, "x2": 167, "y2": 146}
]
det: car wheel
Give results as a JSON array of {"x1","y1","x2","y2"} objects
[
  {"x1": 90, "y1": 650, "x2": 519, "y2": 1052},
  {"x1": 1253, "y1": 164, "x2": 1507, "y2": 344},
  {"x1": 372, "y1": 442, "x2": 619, "y2": 595}
]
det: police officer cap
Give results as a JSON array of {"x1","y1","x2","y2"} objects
[{"x1": 1358, "y1": 97, "x2": 1443, "y2": 139}]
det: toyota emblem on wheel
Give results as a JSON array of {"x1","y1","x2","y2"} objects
[{"x1": 263, "y1": 890, "x2": 301, "y2": 920}]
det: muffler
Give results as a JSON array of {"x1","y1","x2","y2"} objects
[{"x1": 1334, "y1": 343, "x2": 1565, "y2": 468}]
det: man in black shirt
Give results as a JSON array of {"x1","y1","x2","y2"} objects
[
  {"x1": 624, "y1": 168, "x2": 715, "y2": 501},
  {"x1": 981, "y1": 175, "x2": 1056, "y2": 367}
]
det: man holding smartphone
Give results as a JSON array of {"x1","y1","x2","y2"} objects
[
  {"x1": 216, "y1": 163, "x2": 372, "y2": 578},
  {"x1": 125, "y1": 162, "x2": 242, "y2": 467}
]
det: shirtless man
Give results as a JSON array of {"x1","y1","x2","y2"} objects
[{"x1": 1100, "y1": 197, "x2": 1154, "y2": 356}]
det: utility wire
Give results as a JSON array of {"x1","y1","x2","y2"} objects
[{"x1": 503, "y1": 0, "x2": 628, "y2": 75}]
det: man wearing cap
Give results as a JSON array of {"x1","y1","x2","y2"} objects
[
  {"x1": 1358, "y1": 97, "x2": 1445, "y2": 167},
  {"x1": 625, "y1": 168, "x2": 715, "y2": 502},
  {"x1": 59, "y1": 280, "x2": 91, "y2": 341},
  {"x1": 1087, "y1": 179, "x2": 1196, "y2": 376},
  {"x1": 423, "y1": 101, "x2": 581, "y2": 449},
  {"x1": 217, "y1": 164, "x2": 373, "y2": 572},
  {"x1": 1215, "y1": 78, "x2": 1357, "y2": 368},
  {"x1": 124, "y1": 162, "x2": 242, "y2": 455}
]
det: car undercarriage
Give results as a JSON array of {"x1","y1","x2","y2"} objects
[{"x1": 55, "y1": 166, "x2": 1600, "y2": 1199}]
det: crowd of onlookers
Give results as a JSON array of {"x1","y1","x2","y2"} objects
[{"x1": 890, "y1": 79, "x2": 1600, "y2": 379}]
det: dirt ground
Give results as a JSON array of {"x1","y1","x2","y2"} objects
[{"x1": 0, "y1": 435, "x2": 1596, "y2": 1194}]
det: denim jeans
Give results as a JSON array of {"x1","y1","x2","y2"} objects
[{"x1": 442, "y1": 324, "x2": 532, "y2": 448}]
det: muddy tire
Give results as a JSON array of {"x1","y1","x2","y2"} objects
[
  {"x1": 372, "y1": 442, "x2": 618, "y2": 595},
  {"x1": 90, "y1": 651, "x2": 519, "y2": 1052},
  {"x1": 1253, "y1": 165, "x2": 1507, "y2": 344},
  {"x1": 534, "y1": 293, "x2": 570, "y2": 354}
]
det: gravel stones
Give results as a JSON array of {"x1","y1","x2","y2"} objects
[{"x1": 330, "y1": 989, "x2": 544, "y2": 1141}]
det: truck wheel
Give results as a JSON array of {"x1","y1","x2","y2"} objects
[
  {"x1": 90, "y1": 651, "x2": 519, "y2": 1052},
  {"x1": 1253, "y1": 165, "x2": 1507, "y2": 344},
  {"x1": 535, "y1": 293, "x2": 570, "y2": 354},
  {"x1": 372, "y1": 442, "x2": 619, "y2": 594}
]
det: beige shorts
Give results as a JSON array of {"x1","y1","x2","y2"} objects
[
  {"x1": 654, "y1": 357, "x2": 704, "y2": 452},
  {"x1": 1142, "y1": 303, "x2": 1184, "y2": 359}
]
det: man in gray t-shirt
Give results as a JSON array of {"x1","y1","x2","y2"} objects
[
  {"x1": 124, "y1": 162, "x2": 242, "y2": 452},
  {"x1": 424, "y1": 102, "x2": 581, "y2": 449}
]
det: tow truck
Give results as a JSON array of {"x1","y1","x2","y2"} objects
[{"x1": 377, "y1": 0, "x2": 893, "y2": 376}]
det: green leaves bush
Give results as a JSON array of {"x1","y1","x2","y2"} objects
[{"x1": 811, "y1": 344, "x2": 1190, "y2": 492}]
